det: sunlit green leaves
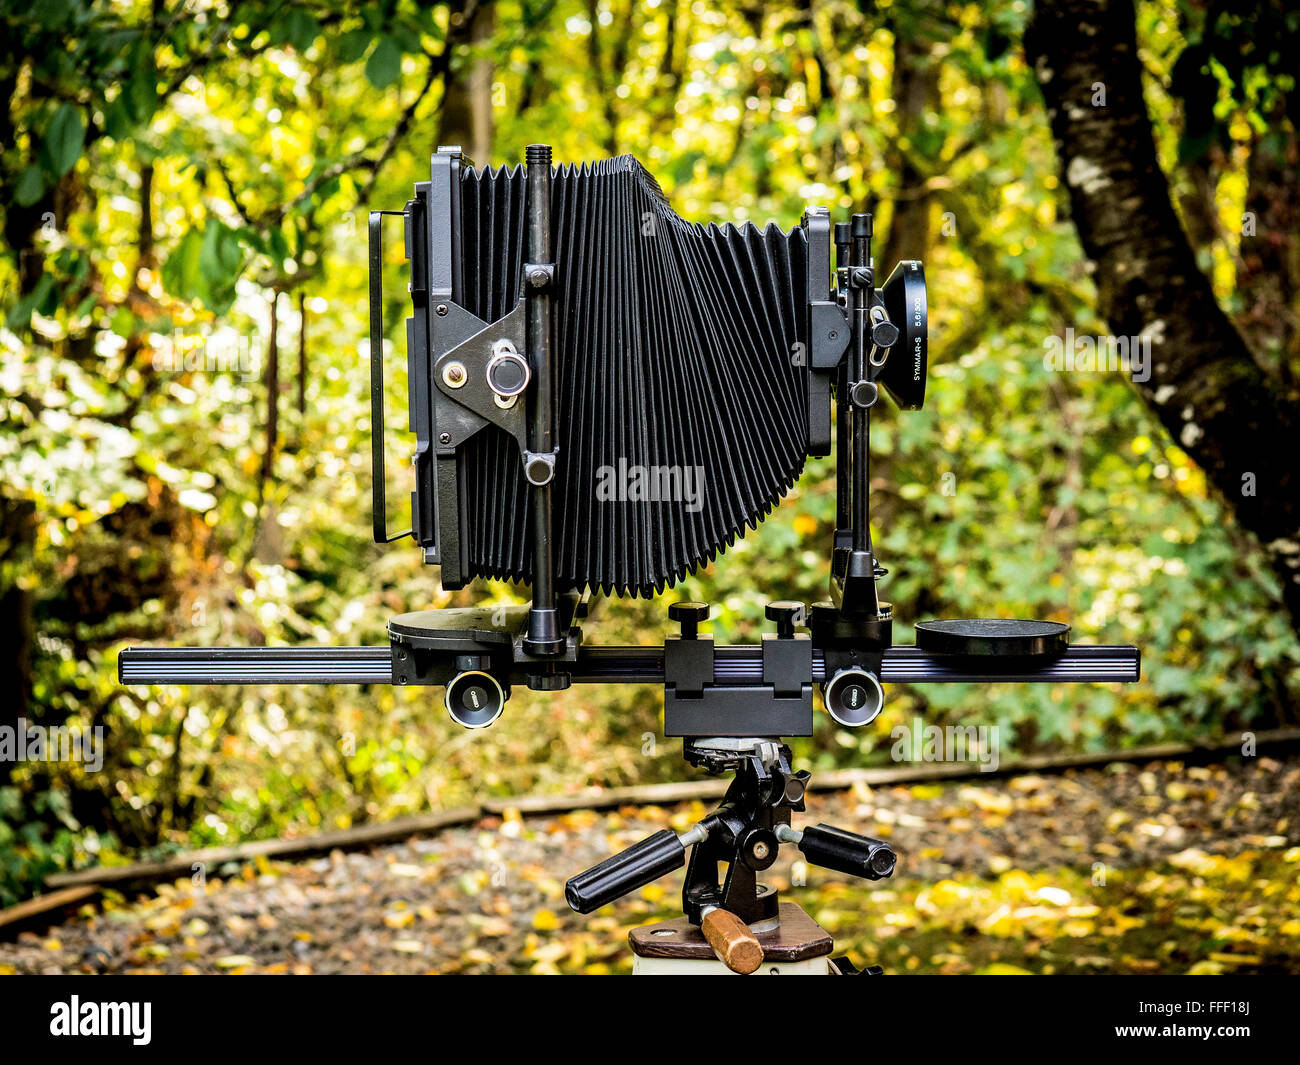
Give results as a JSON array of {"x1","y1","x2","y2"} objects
[{"x1": 161, "y1": 222, "x2": 245, "y2": 314}]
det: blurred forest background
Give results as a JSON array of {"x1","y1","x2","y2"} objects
[{"x1": 1, "y1": 0, "x2": 1297, "y2": 906}]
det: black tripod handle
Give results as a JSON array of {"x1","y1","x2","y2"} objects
[
  {"x1": 792, "y1": 823, "x2": 896, "y2": 881},
  {"x1": 564, "y1": 829, "x2": 687, "y2": 913}
]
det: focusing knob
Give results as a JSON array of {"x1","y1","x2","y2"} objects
[
  {"x1": 849, "y1": 380, "x2": 879, "y2": 408},
  {"x1": 445, "y1": 670, "x2": 506, "y2": 729},
  {"x1": 486, "y1": 344, "x2": 531, "y2": 399},
  {"x1": 870, "y1": 314, "x2": 900, "y2": 350},
  {"x1": 823, "y1": 667, "x2": 885, "y2": 728},
  {"x1": 668, "y1": 601, "x2": 710, "y2": 639}
]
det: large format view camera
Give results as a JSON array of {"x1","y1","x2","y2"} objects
[
  {"x1": 123, "y1": 144, "x2": 1138, "y2": 973},
  {"x1": 384, "y1": 146, "x2": 925, "y2": 598}
]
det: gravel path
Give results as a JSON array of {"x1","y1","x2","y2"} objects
[{"x1": 3, "y1": 752, "x2": 1298, "y2": 974}]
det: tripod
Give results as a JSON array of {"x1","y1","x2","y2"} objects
[{"x1": 566, "y1": 734, "x2": 896, "y2": 974}]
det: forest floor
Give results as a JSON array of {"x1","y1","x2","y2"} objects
[{"x1": 3, "y1": 752, "x2": 1300, "y2": 975}]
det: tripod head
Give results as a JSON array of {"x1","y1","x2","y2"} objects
[
  {"x1": 567, "y1": 736, "x2": 895, "y2": 920},
  {"x1": 565, "y1": 735, "x2": 896, "y2": 973}
]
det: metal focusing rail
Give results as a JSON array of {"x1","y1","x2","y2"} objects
[{"x1": 118, "y1": 644, "x2": 1139, "y2": 687}]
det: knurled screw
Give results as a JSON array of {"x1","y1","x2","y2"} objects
[
  {"x1": 765, "y1": 600, "x2": 805, "y2": 639},
  {"x1": 668, "y1": 601, "x2": 709, "y2": 639}
]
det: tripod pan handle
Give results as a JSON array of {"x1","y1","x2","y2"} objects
[
  {"x1": 565, "y1": 829, "x2": 686, "y2": 914},
  {"x1": 797, "y1": 823, "x2": 897, "y2": 881},
  {"x1": 701, "y1": 908, "x2": 764, "y2": 974}
]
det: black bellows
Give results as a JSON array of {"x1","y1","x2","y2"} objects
[{"x1": 457, "y1": 155, "x2": 809, "y2": 596}]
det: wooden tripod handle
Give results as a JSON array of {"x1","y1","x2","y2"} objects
[{"x1": 701, "y1": 908, "x2": 764, "y2": 974}]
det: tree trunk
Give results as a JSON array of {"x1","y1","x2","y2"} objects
[
  {"x1": 261, "y1": 289, "x2": 279, "y2": 494},
  {"x1": 297, "y1": 290, "x2": 308, "y2": 417},
  {"x1": 438, "y1": 1, "x2": 496, "y2": 165},
  {"x1": 1239, "y1": 107, "x2": 1299, "y2": 385},
  {"x1": 880, "y1": 28, "x2": 939, "y2": 274},
  {"x1": 0, "y1": 500, "x2": 35, "y2": 788},
  {"x1": 1025, "y1": 0, "x2": 1300, "y2": 631}
]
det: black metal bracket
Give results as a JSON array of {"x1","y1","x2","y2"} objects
[
  {"x1": 386, "y1": 593, "x2": 590, "y2": 693},
  {"x1": 563, "y1": 736, "x2": 900, "y2": 933},
  {"x1": 431, "y1": 303, "x2": 529, "y2": 452},
  {"x1": 663, "y1": 611, "x2": 814, "y2": 738},
  {"x1": 368, "y1": 208, "x2": 413, "y2": 545},
  {"x1": 802, "y1": 207, "x2": 849, "y2": 458}
]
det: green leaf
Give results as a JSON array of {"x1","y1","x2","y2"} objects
[
  {"x1": 161, "y1": 229, "x2": 204, "y2": 303},
  {"x1": 46, "y1": 104, "x2": 86, "y2": 176},
  {"x1": 14, "y1": 166, "x2": 45, "y2": 207},
  {"x1": 185, "y1": 221, "x2": 243, "y2": 314},
  {"x1": 35, "y1": 0, "x2": 74, "y2": 27},
  {"x1": 199, "y1": 221, "x2": 241, "y2": 287},
  {"x1": 365, "y1": 36, "x2": 402, "y2": 89},
  {"x1": 110, "y1": 306, "x2": 135, "y2": 338},
  {"x1": 267, "y1": 227, "x2": 290, "y2": 264},
  {"x1": 126, "y1": 37, "x2": 157, "y2": 124},
  {"x1": 286, "y1": 9, "x2": 320, "y2": 51},
  {"x1": 6, "y1": 274, "x2": 56, "y2": 330},
  {"x1": 102, "y1": 97, "x2": 130, "y2": 141},
  {"x1": 127, "y1": 69, "x2": 157, "y2": 124},
  {"x1": 390, "y1": 25, "x2": 422, "y2": 53},
  {"x1": 337, "y1": 29, "x2": 372, "y2": 64}
]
